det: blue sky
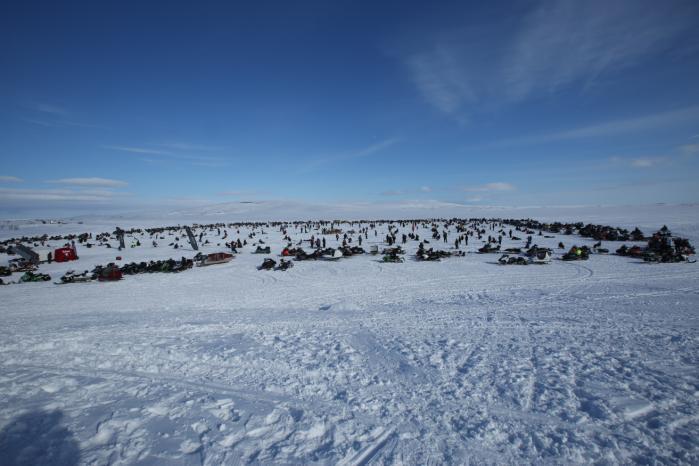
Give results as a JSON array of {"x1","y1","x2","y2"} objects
[{"x1": 1, "y1": 0, "x2": 699, "y2": 216}]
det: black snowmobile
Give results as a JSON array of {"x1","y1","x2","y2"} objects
[
  {"x1": 257, "y1": 258, "x2": 276, "y2": 270},
  {"x1": 498, "y1": 254, "x2": 528, "y2": 265},
  {"x1": 275, "y1": 259, "x2": 294, "y2": 271}
]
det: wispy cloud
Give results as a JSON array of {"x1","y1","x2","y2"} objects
[
  {"x1": 34, "y1": 103, "x2": 68, "y2": 116},
  {"x1": 0, "y1": 187, "x2": 127, "y2": 202},
  {"x1": 679, "y1": 142, "x2": 699, "y2": 156},
  {"x1": 504, "y1": 0, "x2": 695, "y2": 99},
  {"x1": 103, "y1": 145, "x2": 172, "y2": 155},
  {"x1": 299, "y1": 138, "x2": 400, "y2": 174},
  {"x1": 535, "y1": 107, "x2": 699, "y2": 142},
  {"x1": 349, "y1": 138, "x2": 400, "y2": 159},
  {"x1": 405, "y1": 0, "x2": 698, "y2": 117},
  {"x1": 463, "y1": 182, "x2": 515, "y2": 192},
  {"x1": 22, "y1": 103, "x2": 103, "y2": 129},
  {"x1": 407, "y1": 47, "x2": 475, "y2": 115},
  {"x1": 607, "y1": 139, "x2": 699, "y2": 169},
  {"x1": 154, "y1": 143, "x2": 223, "y2": 152},
  {"x1": 49, "y1": 177, "x2": 128, "y2": 188},
  {"x1": 22, "y1": 118, "x2": 102, "y2": 129},
  {"x1": 381, "y1": 190, "x2": 404, "y2": 196},
  {"x1": 217, "y1": 190, "x2": 264, "y2": 197},
  {"x1": 630, "y1": 158, "x2": 665, "y2": 168},
  {"x1": 104, "y1": 144, "x2": 229, "y2": 166},
  {"x1": 479, "y1": 106, "x2": 699, "y2": 148},
  {"x1": 381, "y1": 185, "x2": 433, "y2": 197},
  {"x1": 0, "y1": 176, "x2": 23, "y2": 183}
]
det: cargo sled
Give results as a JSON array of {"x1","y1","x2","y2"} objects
[{"x1": 196, "y1": 252, "x2": 233, "y2": 266}]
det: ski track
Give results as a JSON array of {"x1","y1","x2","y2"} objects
[{"x1": 1, "y1": 217, "x2": 699, "y2": 464}]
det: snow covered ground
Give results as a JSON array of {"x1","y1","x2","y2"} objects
[{"x1": 1, "y1": 205, "x2": 698, "y2": 465}]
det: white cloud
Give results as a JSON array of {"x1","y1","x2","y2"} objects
[
  {"x1": 381, "y1": 190, "x2": 404, "y2": 196},
  {"x1": 104, "y1": 144, "x2": 228, "y2": 166},
  {"x1": 35, "y1": 103, "x2": 68, "y2": 116},
  {"x1": 680, "y1": 142, "x2": 699, "y2": 156},
  {"x1": 104, "y1": 145, "x2": 171, "y2": 155},
  {"x1": 380, "y1": 186, "x2": 434, "y2": 196},
  {"x1": 0, "y1": 188, "x2": 123, "y2": 202},
  {"x1": 21, "y1": 104, "x2": 103, "y2": 129},
  {"x1": 298, "y1": 138, "x2": 400, "y2": 174},
  {"x1": 49, "y1": 177, "x2": 128, "y2": 188},
  {"x1": 350, "y1": 138, "x2": 400, "y2": 159},
  {"x1": 405, "y1": 0, "x2": 697, "y2": 116},
  {"x1": 407, "y1": 47, "x2": 475, "y2": 114},
  {"x1": 21, "y1": 117, "x2": 61, "y2": 127},
  {"x1": 0, "y1": 176, "x2": 23, "y2": 183},
  {"x1": 154, "y1": 143, "x2": 222, "y2": 152},
  {"x1": 481, "y1": 106, "x2": 699, "y2": 148},
  {"x1": 630, "y1": 158, "x2": 657, "y2": 168},
  {"x1": 503, "y1": 0, "x2": 692, "y2": 99},
  {"x1": 217, "y1": 190, "x2": 262, "y2": 197},
  {"x1": 464, "y1": 182, "x2": 515, "y2": 192}
]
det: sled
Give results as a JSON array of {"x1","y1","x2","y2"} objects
[
  {"x1": 320, "y1": 249, "x2": 343, "y2": 261},
  {"x1": 196, "y1": 252, "x2": 233, "y2": 266}
]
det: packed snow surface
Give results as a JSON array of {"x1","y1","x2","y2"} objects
[{"x1": 1, "y1": 205, "x2": 698, "y2": 465}]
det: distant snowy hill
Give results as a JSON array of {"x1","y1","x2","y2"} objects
[{"x1": 2, "y1": 202, "x2": 698, "y2": 242}]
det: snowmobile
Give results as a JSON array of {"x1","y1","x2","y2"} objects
[
  {"x1": 498, "y1": 254, "x2": 528, "y2": 265},
  {"x1": 382, "y1": 253, "x2": 404, "y2": 263},
  {"x1": 416, "y1": 248, "x2": 444, "y2": 261},
  {"x1": 57, "y1": 270, "x2": 93, "y2": 284},
  {"x1": 477, "y1": 244, "x2": 500, "y2": 254},
  {"x1": 257, "y1": 258, "x2": 276, "y2": 270},
  {"x1": 274, "y1": 259, "x2": 294, "y2": 271},
  {"x1": 341, "y1": 246, "x2": 365, "y2": 256},
  {"x1": 97, "y1": 264, "x2": 123, "y2": 281},
  {"x1": 562, "y1": 246, "x2": 589, "y2": 261},
  {"x1": 643, "y1": 251, "x2": 695, "y2": 264},
  {"x1": 416, "y1": 252, "x2": 440, "y2": 261},
  {"x1": 254, "y1": 246, "x2": 271, "y2": 254},
  {"x1": 294, "y1": 249, "x2": 312, "y2": 261},
  {"x1": 381, "y1": 246, "x2": 405, "y2": 256},
  {"x1": 20, "y1": 271, "x2": 51, "y2": 282},
  {"x1": 630, "y1": 227, "x2": 645, "y2": 241},
  {"x1": 525, "y1": 246, "x2": 552, "y2": 259},
  {"x1": 529, "y1": 250, "x2": 551, "y2": 264},
  {"x1": 320, "y1": 249, "x2": 343, "y2": 261}
]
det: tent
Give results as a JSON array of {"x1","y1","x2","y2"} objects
[{"x1": 54, "y1": 247, "x2": 78, "y2": 262}]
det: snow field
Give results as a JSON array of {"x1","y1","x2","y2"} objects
[{"x1": 1, "y1": 213, "x2": 698, "y2": 464}]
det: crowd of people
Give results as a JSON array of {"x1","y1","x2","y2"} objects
[{"x1": 0, "y1": 219, "x2": 695, "y2": 285}]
